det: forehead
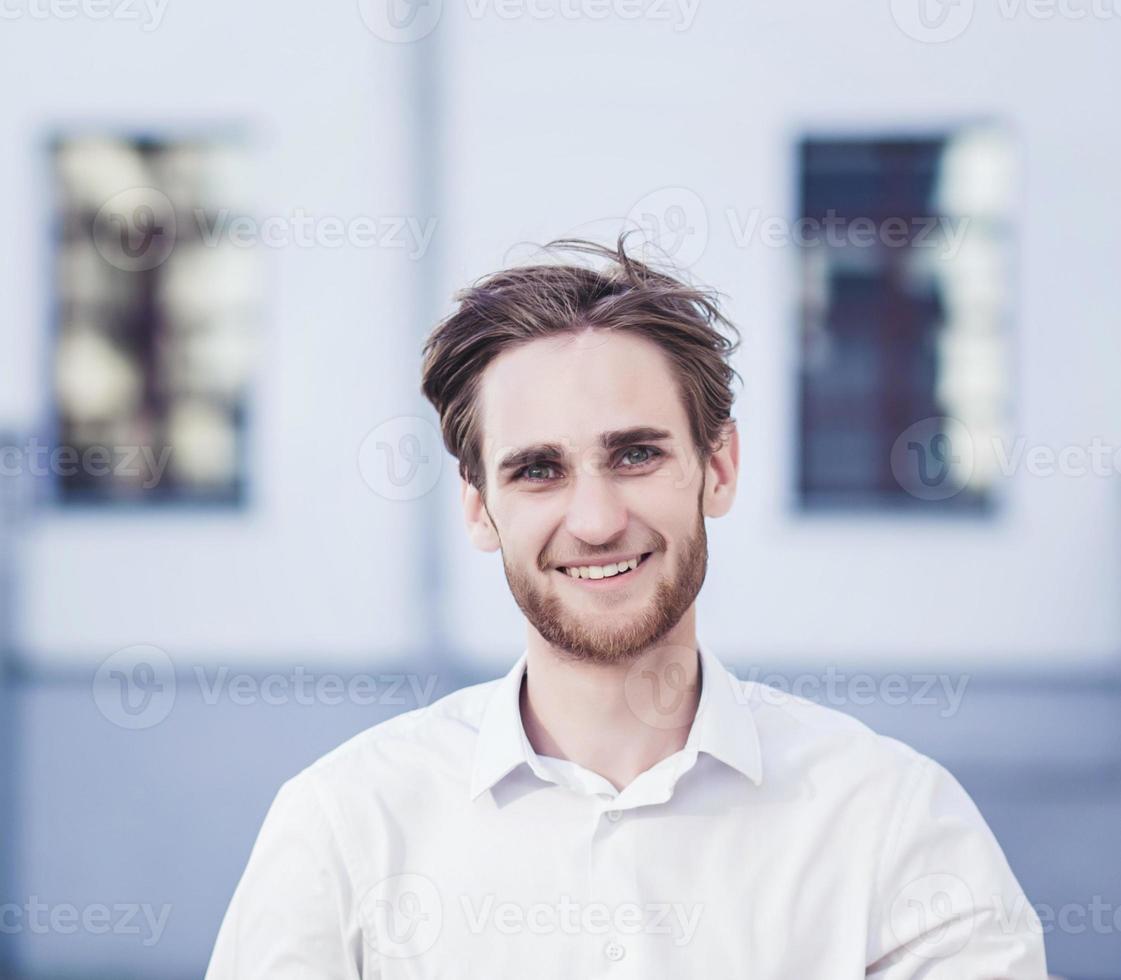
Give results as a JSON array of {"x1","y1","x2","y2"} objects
[{"x1": 478, "y1": 329, "x2": 688, "y2": 465}]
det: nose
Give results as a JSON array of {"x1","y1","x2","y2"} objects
[{"x1": 562, "y1": 467, "x2": 629, "y2": 545}]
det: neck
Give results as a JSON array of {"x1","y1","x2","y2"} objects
[{"x1": 519, "y1": 612, "x2": 701, "y2": 792}]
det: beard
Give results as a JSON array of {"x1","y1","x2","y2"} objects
[{"x1": 496, "y1": 503, "x2": 709, "y2": 666}]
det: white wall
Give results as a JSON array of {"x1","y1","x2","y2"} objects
[
  {"x1": 0, "y1": 1, "x2": 429, "y2": 666},
  {"x1": 434, "y1": 2, "x2": 1121, "y2": 668},
  {"x1": 1, "y1": 2, "x2": 1117, "y2": 672}
]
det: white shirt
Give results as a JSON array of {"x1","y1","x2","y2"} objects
[{"x1": 205, "y1": 643, "x2": 1048, "y2": 979}]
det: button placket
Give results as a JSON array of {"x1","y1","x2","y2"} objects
[{"x1": 587, "y1": 801, "x2": 643, "y2": 975}]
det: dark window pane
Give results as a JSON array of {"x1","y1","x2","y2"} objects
[
  {"x1": 50, "y1": 135, "x2": 258, "y2": 506},
  {"x1": 796, "y1": 128, "x2": 1014, "y2": 512}
]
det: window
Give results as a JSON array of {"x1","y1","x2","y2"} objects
[
  {"x1": 50, "y1": 134, "x2": 258, "y2": 505},
  {"x1": 796, "y1": 127, "x2": 1015, "y2": 511}
]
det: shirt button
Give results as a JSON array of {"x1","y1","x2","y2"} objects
[
  {"x1": 604, "y1": 939, "x2": 626, "y2": 961},
  {"x1": 606, "y1": 809, "x2": 622, "y2": 822}
]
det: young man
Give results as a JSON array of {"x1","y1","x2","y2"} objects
[{"x1": 206, "y1": 238, "x2": 1047, "y2": 978}]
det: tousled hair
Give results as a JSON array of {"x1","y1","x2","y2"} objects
[{"x1": 419, "y1": 234, "x2": 742, "y2": 499}]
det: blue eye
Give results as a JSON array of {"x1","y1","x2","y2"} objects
[
  {"x1": 517, "y1": 462, "x2": 559, "y2": 483},
  {"x1": 513, "y1": 446, "x2": 663, "y2": 484},
  {"x1": 621, "y1": 446, "x2": 663, "y2": 467}
]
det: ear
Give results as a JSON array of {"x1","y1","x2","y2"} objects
[
  {"x1": 461, "y1": 476, "x2": 501, "y2": 552},
  {"x1": 702, "y1": 420, "x2": 739, "y2": 519}
]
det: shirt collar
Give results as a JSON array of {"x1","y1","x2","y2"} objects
[{"x1": 469, "y1": 639, "x2": 763, "y2": 801}]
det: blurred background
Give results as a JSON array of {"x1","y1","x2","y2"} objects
[{"x1": 0, "y1": 1, "x2": 1119, "y2": 977}]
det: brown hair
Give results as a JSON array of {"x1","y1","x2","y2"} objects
[{"x1": 419, "y1": 234, "x2": 742, "y2": 500}]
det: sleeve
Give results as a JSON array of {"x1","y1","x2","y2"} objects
[
  {"x1": 204, "y1": 772, "x2": 375, "y2": 980},
  {"x1": 866, "y1": 755, "x2": 1049, "y2": 979}
]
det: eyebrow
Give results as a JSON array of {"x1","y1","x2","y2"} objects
[{"x1": 496, "y1": 426, "x2": 675, "y2": 476}]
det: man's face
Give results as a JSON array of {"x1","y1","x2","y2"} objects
[{"x1": 466, "y1": 328, "x2": 726, "y2": 666}]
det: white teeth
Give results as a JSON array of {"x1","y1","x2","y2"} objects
[{"x1": 563, "y1": 556, "x2": 642, "y2": 580}]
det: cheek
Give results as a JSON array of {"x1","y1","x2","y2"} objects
[
  {"x1": 504, "y1": 494, "x2": 565, "y2": 531},
  {"x1": 502, "y1": 513, "x2": 552, "y2": 565},
  {"x1": 652, "y1": 452, "x2": 704, "y2": 492}
]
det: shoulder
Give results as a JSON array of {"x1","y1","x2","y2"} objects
[
  {"x1": 729, "y1": 674, "x2": 1009, "y2": 880},
  {"x1": 721, "y1": 672, "x2": 949, "y2": 833},
  {"x1": 735, "y1": 674, "x2": 930, "y2": 777},
  {"x1": 278, "y1": 674, "x2": 503, "y2": 810}
]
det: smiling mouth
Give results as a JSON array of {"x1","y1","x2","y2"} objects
[{"x1": 555, "y1": 552, "x2": 654, "y2": 580}]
